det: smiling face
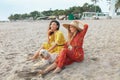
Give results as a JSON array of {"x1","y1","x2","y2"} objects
[{"x1": 50, "y1": 22, "x2": 58, "y2": 32}]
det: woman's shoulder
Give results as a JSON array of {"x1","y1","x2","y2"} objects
[{"x1": 56, "y1": 30, "x2": 63, "y2": 34}]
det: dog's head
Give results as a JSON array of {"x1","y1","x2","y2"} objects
[{"x1": 39, "y1": 49, "x2": 50, "y2": 59}]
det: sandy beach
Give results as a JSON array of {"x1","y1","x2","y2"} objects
[{"x1": 0, "y1": 19, "x2": 120, "y2": 80}]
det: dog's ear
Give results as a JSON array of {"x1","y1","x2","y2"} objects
[{"x1": 40, "y1": 54, "x2": 44, "y2": 58}]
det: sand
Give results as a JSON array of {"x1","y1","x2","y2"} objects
[{"x1": 0, "y1": 19, "x2": 120, "y2": 80}]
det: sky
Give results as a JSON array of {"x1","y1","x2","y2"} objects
[{"x1": 0, "y1": 0, "x2": 109, "y2": 21}]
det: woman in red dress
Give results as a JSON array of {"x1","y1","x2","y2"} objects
[{"x1": 39, "y1": 20, "x2": 88, "y2": 74}]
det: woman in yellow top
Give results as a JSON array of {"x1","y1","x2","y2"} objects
[{"x1": 30, "y1": 20, "x2": 66, "y2": 60}]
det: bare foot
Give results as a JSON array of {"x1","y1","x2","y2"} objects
[
  {"x1": 38, "y1": 70, "x2": 45, "y2": 74},
  {"x1": 26, "y1": 57, "x2": 33, "y2": 61},
  {"x1": 53, "y1": 67, "x2": 62, "y2": 74},
  {"x1": 37, "y1": 70, "x2": 48, "y2": 78}
]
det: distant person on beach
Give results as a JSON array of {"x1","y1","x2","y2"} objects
[
  {"x1": 30, "y1": 20, "x2": 66, "y2": 60},
  {"x1": 38, "y1": 20, "x2": 88, "y2": 74}
]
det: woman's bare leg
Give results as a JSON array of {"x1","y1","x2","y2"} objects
[
  {"x1": 53, "y1": 67, "x2": 62, "y2": 73},
  {"x1": 39, "y1": 62, "x2": 57, "y2": 75},
  {"x1": 31, "y1": 51, "x2": 39, "y2": 60},
  {"x1": 31, "y1": 46, "x2": 43, "y2": 60}
]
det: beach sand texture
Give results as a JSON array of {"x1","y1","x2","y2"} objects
[{"x1": 0, "y1": 19, "x2": 120, "y2": 80}]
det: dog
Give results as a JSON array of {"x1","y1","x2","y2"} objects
[{"x1": 33, "y1": 49, "x2": 58, "y2": 69}]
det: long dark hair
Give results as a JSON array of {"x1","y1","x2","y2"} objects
[{"x1": 48, "y1": 20, "x2": 60, "y2": 35}]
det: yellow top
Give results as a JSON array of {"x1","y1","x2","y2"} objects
[
  {"x1": 42, "y1": 30, "x2": 66, "y2": 54},
  {"x1": 54, "y1": 30, "x2": 66, "y2": 46}
]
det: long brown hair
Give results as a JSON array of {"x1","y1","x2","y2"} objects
[{"x1": 67, "y1": 26, "x2": 79, "y2": 43}]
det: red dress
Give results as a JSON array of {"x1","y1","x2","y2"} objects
[{"x1": 55, "y1": 24, "x2": 88, "y2": 68}]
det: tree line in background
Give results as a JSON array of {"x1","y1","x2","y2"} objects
[
  {"x1": 115, "y1": 0, "x2": 120, "y2": 12},
  {"x1": 8, "y1": 3, "x2": 101, "y2": 21},
  {"x1": 91, "y1": 0, "x2": 120, "y2": 12}
]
